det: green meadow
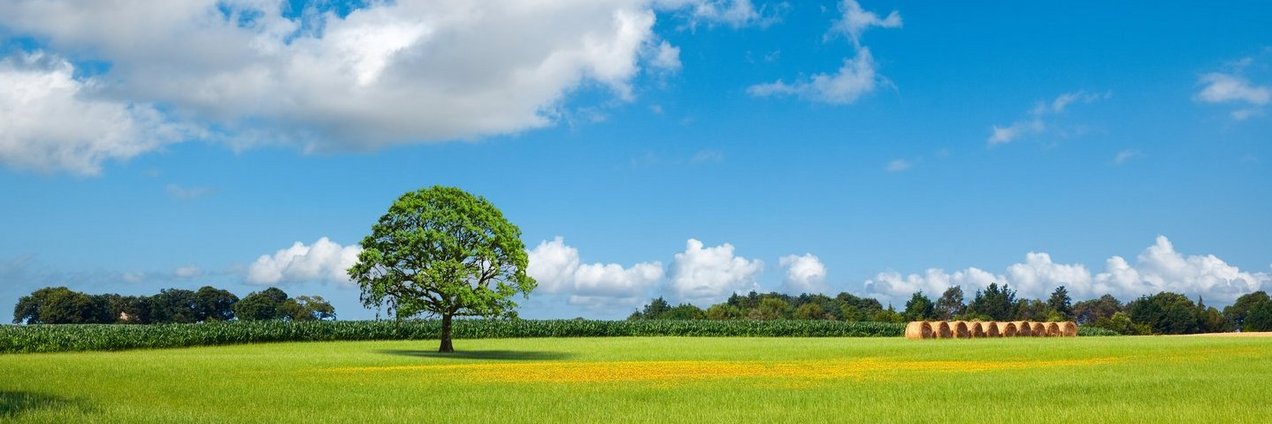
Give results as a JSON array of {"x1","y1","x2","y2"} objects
[{"x1": 2, "y1": 336, "x2": 1270, "y2": 423}]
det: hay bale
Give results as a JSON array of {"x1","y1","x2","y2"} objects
[
  {"x1": 934, "y1": 321, "x2": 953, "y2": 338},
  {"x1": 1059, "y1": 321, "x2": 1077, "y2": 337},
  {"x1": 996, "y1": 322, "x2": 1017, "y2": 337},
  {"x1": 953, "y1": 321, "x2": 970, "y2": 338},
  {"x1": 905, "y1": 321, "x2": 933, "y2": 339},
  {"x1": 968, "y1": 322, "x2": 987, "y2": 338},
  {"x1": 1014, "y1": 321, "x2": 1032, "y2": 337},
  {"x1": 1045, "y1": 322, "x2": 1061, "y2": 337},
  {"x1": 986, "y1": 322, "x2": 1002, "y2": 337},
  {"x1": 1030, "y1": 322, "x2": 1047, "y2": 336}
]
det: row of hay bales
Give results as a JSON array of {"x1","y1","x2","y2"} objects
[{"x1": 904, "y1": 320, "x2": 1077, "y2": 339}]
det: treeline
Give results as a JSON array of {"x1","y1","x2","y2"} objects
[
  {"x1": 12, "y1": 286, "x2": 335, "y2": 324},
  {"x1": 629, "y1": 284, "x2": 1272, "y2": 335}
]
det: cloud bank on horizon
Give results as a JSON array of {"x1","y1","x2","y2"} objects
[{"x1": 241, "y1": 235, "x2": 1269, "y2": 310}]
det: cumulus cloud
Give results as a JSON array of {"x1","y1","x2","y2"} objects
[
  {"x1": 779, "y1": 253, "x2": 827, "y2": 294},
  {"x1": 987, "y1": 90, "x2": 1109, "y2": 145},
  {"x1": 246, "y1": 237, "x2": 362, "y2": 286},
  {"x1": 0, "y1": 0, "x2": 770, "y2": 173},
  {"x1": 657, "y1": 0, "x2": 783, "y2": 28},
  {"x1": 748, "y1": 1, "x2": 897, "y2": 105},
  {"x1": 527, "y1": 237, "x2": 664, "y2": 306},
  {"x1": 0, "y1": 52, "x2": 189, "y2": 175},
  {"x1": 863, "y1": 236, "x2": 1270, "y2": 305},
  {"x1": 670, "y1": 239, "x2": 762, "y2": 303}
]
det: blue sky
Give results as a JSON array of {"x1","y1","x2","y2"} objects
[{"x1": 1, "y1": 1, "x2": 1270, "y2": 320}]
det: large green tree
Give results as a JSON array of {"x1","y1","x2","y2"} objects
[
  {"x1": 349, "y1": 186, "x2": 536, "y2": 352},
  {"x1": 968, "y1": 283, "x2": 1018, "y2": 321},
  {"x1": 903, "y1": 291, "x2": 936, "y2": 321}
]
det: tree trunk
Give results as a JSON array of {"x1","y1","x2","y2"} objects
[{"x1": 438, "y1": 313, "x2": 454, "y2": 353}]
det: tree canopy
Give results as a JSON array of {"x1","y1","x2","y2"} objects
[{"x1": 349, "y1": 186, "x2": 535, "y2": 352}]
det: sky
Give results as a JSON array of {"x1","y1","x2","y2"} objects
[{"x1": 1, "y1": 0, "x2": 1270, "y2": 320}]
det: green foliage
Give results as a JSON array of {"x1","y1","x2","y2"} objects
[
  {"x1": 234, "y1": 288, "x2": 290, "y2": 321},
  {"x1": 967, "y1": 283, "x2": 1017, "y2": 321},
  {"x1": 11, "y1": 287, "x2": 113, "y2": 324},
  {"x1": 1073, "y1": 294, "x2": 1122, "y2": 325},
  {"x1": 195, "y1": 286, "x2": 239, "y2": 322},
  {"x1": 934, "y1": 286, "x2": 965, "y2": 320},
  {"x1": 349, "y1": 186, "x2": 534, "y2": 352},
  {"x1": 1091, "y1": 311, "x2": 1150, "y2": 335},
  {"x1": 149, "y1": 289, "x2": 200, "y2": 323},
  {"x1": 0, "y1": 320, "x2": 907, "y2": 354},
  {"x1": 1048, "y1": 286, "x2": 1074, "y2": 320},
  {"x1": 279, "y1": 296, "x2": 336, "y2": 321},
  {"x1": 1127, "y1": 292, "x2": 1206, "y2": 334},
  {"x1": 903, "y1": 291, "x2": 935, "y2": 321},
  {"x1": 705, "y1": 304, "x2": 744, "y2": 320},
  {"x1": 1224, "y1": 291, "x2": 1272, "y2": 331}
]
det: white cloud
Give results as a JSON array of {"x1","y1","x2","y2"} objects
[
  {"x1": 651, "y1": 40, "x2": 682, "y2": 71},
  {"x1": 1114, "y1": 149, "x2": 1141, "y2": 165},
  {"x1": 173, "y1": 265, "x2": 202, "y2": 279},
  {"x1": 779, "y1": 253, "x2": 827, "y2": 294},
  {"x1": 670, "y1": 239, "x2": 762, "y2": 303},
  {"x1": 657, "y1": 0, "x2": 781, "y2": 28},
  {"x1": 748, "y1": 47, "x2": 881, "y2": 104},
  {"x1": 827, "y1": 0, "x2": 901, "y2": 46},
  {"x1": 0, "y1": 52, "x2": 188, "y2": 175},
  {"x1": 527, "y1": 237, "x2": 663, "y2": 306},
  {"x1": 863, "y1": 236, "x2": 1271, "y2": 305},
  {"x1": 2, "y1": 0, "x2": 772, "y2": 167},
  {"x1": 987, "y1": 90, "x2": 1108, "y2": 145},
  {"x1": 246, "y1": 237, "x2": 362, "y2": 286},
  {"x1": 1197, "y1": 70, "x2": 1269, "y2": 120},
  {"x1": 885, "y1": 158, "x2": 912, "y2": 172}
]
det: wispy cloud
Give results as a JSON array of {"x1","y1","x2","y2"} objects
[
  {"x1": 988, "y1": 90, "x2": 1110, "y2": 145},
  {"x1": 885, "y1": 159, "x2": 912, "y2": 172},
  {"x1": 1114, "y1": 149, "x2": 1141, "y2": 165},
  {"x1": 165, "y1": 184, "x2": 215, "y2": 200},
  {"x1": 1196, "y1": 57, "x2": 1270, "y2": 120}
]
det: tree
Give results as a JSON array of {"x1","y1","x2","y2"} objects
[
  {"x1": 1047, "y1": 286, "x2": 1074, "y2": 320},
  {"x1": 12, "y1": 287, "x2": 112, "y2": 324},
  {"x1": 705, "y1": 304, "x2": 744, "y2": 320},
  {"x1": 630, "y1": 297, "x2": 673, "y2": 320},
  {"x1": 349, "y1": 186, "x2": 536, "y2": 352},
  {"x1": 749, "y1": 298, "x2": 790, "y2": 320},
  {"x1": 1093, "y1": 311, "x2": 1149, "y2": 335},
  {"x1": 934, "y1": 286, "x2": 966, "y2": 320},
  {"x1": 234, "y1": 287, "x2": 290, "y2": 321},
  {"x1": 194, "y1": 286, "x2": 239, "y2": 321},
  {"x1": 903, "y1": 291, "x2": 935, "y2": 321},
  {"x1": 794, "y1": 302, "x2": 828, "y2": 320},
  {"x1": 1073, "y1": 294, "x2": 1122, "y2": 325},
  {"x1": 149, "y1": 289, "x2": 200, "y2": 323},
  {"x1": 662, "y1": 303, "x2": 705, "y2": 320},
  {"x1": 1126, "y1": 292, "x2": 1200, "y2": 334},
  {"x1": 1224, "y1": 291, "x2": 1271, "y2": 331},
  {"x1": 279, "y1": 295, "x2": 336, "y2": 321},
  {"x1": 967, "y1": 283, "x2": 1017, "y2": 321}
]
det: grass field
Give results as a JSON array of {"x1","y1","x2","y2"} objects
[{"x1": 2, "y1": 336, "x2": 1270, "y2": 423}]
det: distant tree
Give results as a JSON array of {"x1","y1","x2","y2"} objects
[
  {"x1": 794, "y1": 303, "x2": 829, "y2": 320},
  {"x1": 1093, "y1": 311, "x2": 1150, "y2": 335},
  {"x1": 1195, "y1": 297, "x2": 1227, "y2": 333},
  {"x1": 149, "y1": 289, "x2": 200, "y2": 323},
  {"x1": 749, "y1": 298, "x2": 790, "y2": 320},
  {"x1": 1047, "y1": 286, "x2": 1074, "y2": 320},
  {"x1": 705, "y1": 304, "x2": 744, "y2": 320},
  {"x1": 1127, "y1": 292, "x2": 1201, "y2": 334},
  {"x1": 349, "y1": 186, "x2": 536, "y2": 352},
  {"x1": 967, "y1": 283, "x2": 1017, "y2": 321},
  {"x1": 1073, "y1": 294, "x2": 1122, "y2": 325},
  {"x1": 119, "y1": 295, "x2": 154, "y2": 324},
  {"x1": 1017, "y1": 299, "x2": 1054, "y2": 321},
  {"x1": 279, "y1": 295, "x2": 336, "y2": 321},
  {"x1": 194, "y1": 286, "x2": 239, "y2": 321},
  {"x1": 1245, "y1": 301, "x2": 1272, "y2": 332},
  {"x1": 872, "y1": 305, "x2": 905, "y2": 323},
  {"x1": 836, "y1": 292, "x2": 884, "y2": 321},
  {"x1": 234, "y1": 287, "x2": 290, "y2": 321},
  {"x1": 1224, "y1": 291, "x2": 1271, "y2": 331},
  {"x1": 662, "y1": 303, "x2": 705, "y2": 320},
  {"x1": 903, "y1": 292, "x2": 936, "y2": 321},
  {"x1": 934, "y1": 286, "x2": 966, "y2": 320},
  {"x1": 12, "y1": 287, "x2": 113, "y2": 324}
]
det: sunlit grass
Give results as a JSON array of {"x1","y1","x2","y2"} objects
[{"x1": 2, "y1": 336, "x2": 1270, "y2": 423}]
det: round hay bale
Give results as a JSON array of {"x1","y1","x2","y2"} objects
[
  {"x1": 968, "y1": 322, "x2": 987, "y2": 338},
  {"x1": 1060, "y1": 321, "x2": 1077, "y2": 337},
  {"x1": 1045, "y1": 322, "x2": 1061, "y2": 337},
  {"x1": 996, "y1": 322, "x2": 1017, "y2": 337},
  {"x1": 1030, "y1": 322, "x2": 1047, "y2": 336},
  {"x1": 905, "y1": 321, "x2": 933, "y2": 339},
  {"x1": 1014, "y1": 321, "x2": 1032, "y2": 337},
  {"x1": 986, "y1": 322, "x2": 1002, "y2": 337},
  {"x1": 934, "y1": 321, "x2": 953, "y2": 338},
  {"x1": 953, "y1": 321, "x2": 970, "y2": 338}
]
